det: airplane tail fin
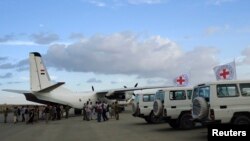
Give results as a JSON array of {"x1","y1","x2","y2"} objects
[{"x1": 29, "y1": 52, "x2": 53, "y2": 92}]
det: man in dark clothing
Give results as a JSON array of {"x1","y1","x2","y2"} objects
[
  {"x1": 114, "y1": 101, "x2": 119, "y2": 120},
  {"x1": 4, "y1": 107, "x2": 9, "y2": 123},
  {"x1": 56, "y1": 105, "x2": 61, "y2": 120}
]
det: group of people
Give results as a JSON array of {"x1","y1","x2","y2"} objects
[
  {"x1": 2, "y1": 105, "x2": 71, "y2": 124},
  {"x1": 3, "y1": 106, "x2": 42, "y2": 124},
  {"x1": 2, "y1": 101, "x2": 122, "y2": 124},
  {"x1": 43, "y1": 105, "x2": 70, "y2": 123},
  {"x1": 82, "y1": 100, "x2": 120, "y2": 122}
]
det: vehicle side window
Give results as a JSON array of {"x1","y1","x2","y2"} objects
[
  {"x1": 240, "y1": 83, "x2": 250, "y2": 96},
  {"x1": 143, "y1": 94, "x2": 155, "y2": 102},
  {"x1": 143, "y1": 95, "x2": 149, "y2": 102},
  {"x1": 217, "y1": 84, "x2": 239, "y2": 97},
  {"x1": 169, "y1": 90, "x2": 186, "y2": 100},
  {"x1": 149, "y1": 94, "x2": 155, "y2": 101},
  {"x1": 187, "y1": 90, "x2": 192, "y2": 99}
]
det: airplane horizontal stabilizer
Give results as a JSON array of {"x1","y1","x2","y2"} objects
[
  {"x1": 37, "y1": 82, "x2": 65, "y2": 93},
  {"x1": 2, "y1": 89, "x2": 31, "y2": 94}
]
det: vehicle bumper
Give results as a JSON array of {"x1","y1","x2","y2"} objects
[{"x1": 192, "y1": 119, "x2": 221, "y2": 125}]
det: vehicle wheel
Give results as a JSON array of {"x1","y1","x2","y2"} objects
[
  {"x1": 149, "y1": 112, "x2": 159, "y2": 123},
  {"x1": 168, "y1": 119, "x2": 179, "y2": 129},
  {"x1": 153, "y1": 100, "x2": 163, "y2": 116},
  {"x1": 179, "y1": 113, "x2": 194, "y2": 129},
  {"x1": 233, "y1": 115, "x2": 250, "y2": 125},
  {"x1": 144, "y1": 116, "x2": 151, "y2": 123},
  {"x1": 192, "y1": 97, "x2": 208, "y2": 120}
]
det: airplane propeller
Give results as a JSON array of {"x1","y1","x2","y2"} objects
[
  {"x1": 124, "y1": 83, "x2": 138, "y2": 89},
  {"x1": 92, "y1": 86, "x2": 94, "y2": 91},
  {"x1": 134, "y1": 83, "x2": 138, "y2": 87}
]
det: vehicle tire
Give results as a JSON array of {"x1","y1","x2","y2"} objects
[
  {"x1": 149, "y1": 112, "x2": 159, "y2": 123},
  {"x1": 179, "y1": 113, "x2": 194, "y2": 130},
  {"x1": 144, "y1": 116, "x2": 151, "y2": 123},
  {"x1": 153, "y1": 100, "x2": 163, "y2": 117},
  {"x1": 192, "y1": 97, "x2": 208, "y2": 120},
  {"x1": 233, "y1": 115, "x2": 250, "y2": 125},
  {"x1": 168, "y1": 119, "x2": 179, "y2": 129}
]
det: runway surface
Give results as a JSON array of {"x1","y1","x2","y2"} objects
[{"x1": 0, "y1": 110, "x2": 207, "y2": 141}]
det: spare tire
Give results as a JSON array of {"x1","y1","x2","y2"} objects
[
  {"x1": 153, "y1": 100, "x2": 163, "y2": 116},
  {"x1": 132, "y1": 102, "x2": 139, "y2": 115},
  {"x1": 192, "y1": 97, "x2": 208, "y2": 120}
]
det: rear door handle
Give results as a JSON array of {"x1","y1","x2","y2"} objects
[
  {"x1": 220, "y1": 105, "x2": 227, "y2": 109},
  {"x1": 144, "y1": 106, "x2": 148, "y2": 108},
  {"x1": 171, "y1": 106, "x2": 176, "y2": 109}
]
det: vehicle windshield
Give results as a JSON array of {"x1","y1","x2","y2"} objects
[
  {"x1": 193, "y1": 86, "x2": 210, "y2": 102},
  {"x1": 155, "y1": 90, "x2": 165, "y2": 102}
]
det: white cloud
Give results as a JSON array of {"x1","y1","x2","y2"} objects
[
  {"x1": 39, "y1": 24, "x2": 45, "y2": 27},
  {"x1": 0, "y1": 73, "x2": 13, "y2": 79},
  {"x1": 127, "y1": 0, "x2": 164, "y2": 5},
  {"x1": 207, "y1": 0, "x2": 235, "y2": 5},
  {"x1": 86, "y1": 78, "x2": 102, "y2": 83},
  {"x1": 204, "y1": 26, "x2": 220, "y2": 36},
  {"x1": 89, "y1": 0, "x2": 106, "y2": 7},
  {"x1": 240, "y1": 47, "x2": 250, "y2": 64},
  {"x1": 45, "y1": 32, "x2": 219, "y2": 85},
  {"x1": 0, "y1": 41, "x2": 37, "y2": 46},
  {"x1": 83, "y1": 0, "x2": 166, "y2": 7},
  {"x1": 0, "y1": 34, "x2": 14, "y2": 42},
  {"x1": 204, "y1": 25, "x2": 231, "y2": 36},
  {"x1": 31, "y1": 32, "x2": 59, "y2": 44}
]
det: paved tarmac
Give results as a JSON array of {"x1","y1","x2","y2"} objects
[{"x1": 0, "y1": 110, "x2": 207, "y2": 141}]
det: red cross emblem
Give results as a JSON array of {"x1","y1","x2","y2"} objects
[
  {"x1": 176, "y1": 76, "x2": 185, "y2": 85},
  {"x1": 219, "y1": 68, "x2": 230, "y2": 79}
]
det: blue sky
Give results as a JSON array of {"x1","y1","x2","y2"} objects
[{"x1": 1, "y1": 0, "x2": 250, "y2": 104}]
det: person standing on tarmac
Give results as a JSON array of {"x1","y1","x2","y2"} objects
[
  {"x1": 44, "y1": 105, "x2": 50, "y2": 124},
  {"x1": 96, "y1": 101, "x2": 102, "y2": 122},
  {"x1": 83, "y1": 103, "x2": 87, "y2": 120},
  {"x1": 65, "y1": 105, "x2": 70, "y2": 119},
  {"x1": 13, "y1": 107, "x2": 18, "y2": 124},
  {"x1": 114, "y1": 101, "x2": 119, "y2": 120},
  {"x1": 4, "y1": 107, "x2": 9, "y2": 123}
]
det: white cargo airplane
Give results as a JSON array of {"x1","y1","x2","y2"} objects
[{"x1": 3, "y1": 52, "x2": 171, "y2": 109}]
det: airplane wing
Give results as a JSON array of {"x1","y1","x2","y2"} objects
[{"x1": 96, "y1": 85, "x2": 172, "y2": 96}]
